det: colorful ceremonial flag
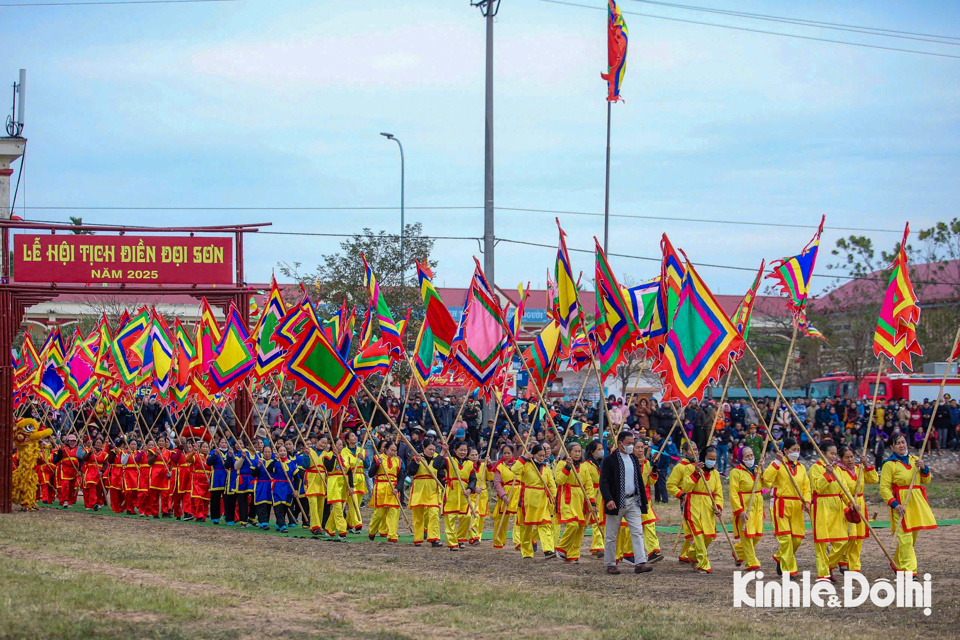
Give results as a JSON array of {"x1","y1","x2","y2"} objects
[
  {"x1": 601, "y1": 0, "x2": 628, "y2": 102},
  {"x1": 768, "y1": 216, "x2": 824, "y2": 337},
  {"x1": 567, "y1": 327, "x2": 595, "y2": 372},
  {"x1": 173, "y1": 319, "x2": 197, "y2": 406},
  {"x1": 362, "y1": 253, "x2": 401, "y2": 352},
  {"x1": 873, "y1": 223, "x2": 922, "y2": 372},
  {"x1": 273, "y1": 291, "x2": 317, "y2": 350},
  {"x1": 356, "y1": 299, "x2": 376, "y2": 352},
  {"x1": 64, "y1": 331, "x2": 97, "y2": 402},
  {"x1": 207, "y1": 303, "x2": 255, "y2": 393},
  {"x1": 732, "y1": 260, "x2": 765, "y2": 341},
  {"x1": 624, "y1": 277, "x2": 662, "y2": 339},
  {"x1": 251, "y1": 277, "x2": 288, "y2": 379},
  {"x1": 522, "y1": 320, "x2": 562, "y2": 394},
  {"x1": 285, "y1": 321, "x2": 359, "y2": 412},
  {"x1": 412, "y1": 321, "x2": 436, "y2": 388},
  {"x1": 594, "y1": 238, "x2": 639, "y2": 380},
  {"x1": 93, "y1": 314, "x2": 116, "y2": 381},
  {"x1": 110, "y1": 309, "x2": 150, "y2": 386},
  {"x1": 145, "y1": 310, "x2": 175, "y2": 398},
  {"x1": 338, "y1": 304, "x2": 356, "y2": 361},
  {"x1": 193, "y1": 298, "x2": 223, "y2": 377},
  {"x1": 555, "y1": 220, "x2": 583, "y2": 348},
  {"x1": 15, "y1": 333, "x2": 39, "y2": 384},
  {"x1": 445, "y1": 259, "x2": 507, "y2": 398},
  {"x1": 653, "y1": 254, "x2": 745, "y2": 405},
  {"x1": 416, "y1": 259, "x2": 457, "y2": 359},
  {"x1": 351, "y1": 340, "x2": 392, "y2": 380},
  {"x1": 37, "y1": 358, "x2": 69, "y2": 409},
  {"x1": 504, "y1": 282, "x2": 530, "y2": 361}
]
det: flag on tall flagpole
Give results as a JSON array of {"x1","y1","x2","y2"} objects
[
  {"x1": 732, "y1": 260, "x2": 765, "y2": 341},
  {"x1": 362, "y1": 253, "x2": 402, "y2": 352},
  {"x1": 593, "y1": 238, "x2": 639, "y2": 379},
  {"x1": 873, "y1": 223, "x2": 922, "y2": 371},
  {"x1": 768, "y1": 216, "x2": 825, "y2": 338},
  {"x1": 554, "y1": 220, "x2": 583, "y2": 350},
  {"x1": 601, "y1": 0, "x2": 628, "y2": 102}
]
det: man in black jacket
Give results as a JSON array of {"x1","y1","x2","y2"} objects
[{"x1": 599, "y1": 431, "x2": 654, "y2": 575}]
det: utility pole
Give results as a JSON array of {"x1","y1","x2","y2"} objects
[{"x1": 473, "y1": 0, "x2": 500, "y2": 428}]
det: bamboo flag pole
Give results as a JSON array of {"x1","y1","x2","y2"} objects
[
  {"x1": 745, "y1": 341, "x2": 896, "y2": 565},
  {"x1": 847, "y1": 356, "x2": 885, "y2": 538},
  {"x1": 590, "y1": 358, "x2": 617, "y2": 450},
  {"x1": 317, "y1": 409, "x2": 364, "y2": 526},
  {"x1": 895, "y1": 324, "x2": 960, "y2": 535}
]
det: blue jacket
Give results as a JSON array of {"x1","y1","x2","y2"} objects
[
  {"x1": 232, "y1": 448, "x2": 256, "y2": 493},
  {"x1": 268, "y1": 456, "x2": 302, "y2": 505},
  {"x1": 251, "y1": 453, "x2": 273, "y2": 505},
  {"x1": 206, "y1": 449, "x2": 235, "y2": 491}
]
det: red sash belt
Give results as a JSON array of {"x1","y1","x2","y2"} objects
[{"x1": 776, "y1": 495, "x2": 801, "y2": 518}]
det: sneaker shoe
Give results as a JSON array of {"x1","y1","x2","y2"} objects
[
  {"x1": 544, "y1": 551, "x2": 557, "y2": 560},
  {"x1": 182, "y1": 515, "x2": 195, "y2": 522},
  {"x1": 647, "y1": 551, "x2": 664, "y2": 564},
  {"x1": 431, "y1": 541, "x2": 443, "y2": 548},
  {"x1": 556, "y1": 550, "x2": 567, "y2": 560}
]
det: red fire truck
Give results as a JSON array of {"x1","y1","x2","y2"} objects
[{"x1": 807, "y1": 365, "x2": 960, "y2": 403}]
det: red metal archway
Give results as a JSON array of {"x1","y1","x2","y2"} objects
[{"x1": 0, "y1": 219, "x2": 270, "y2": 513}]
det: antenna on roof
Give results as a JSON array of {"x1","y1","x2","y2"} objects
[{"x1": 5, "y1": 69, "x2": 25, "y2": 138}]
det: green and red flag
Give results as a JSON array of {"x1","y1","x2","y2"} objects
[
  {"x1": 522, "y1": 320, "x2": 562, "y2": 395},
  {"x1": 172, "y1": 319, "x2": 196, "y2": 407},
  {"x1": 768, "y1": 216, "x2": 825, "y2": 339},
  {"x1": 873, "y1": 223, "x2": 922, "y2": 372},
  {"x1": 416, "y1": 259, "x2": 457, "y2": 359},
  {"x1": 362, "y1": 253, "x2": 401, "y2": 352},
  {"x1": 110, "y1": 308, "x2": 150, "y2": 386},
  {"x1": 285, "y1": 321, "x2": 360, "y2": 412},
  {"x1": 555, "y1": 220, "x2": 583, "y2": 349},
  {"x1": 594, "y1": 238, "x2": 639, "y2": 380},
  {"x1": 144, "y1": 309, "x2": 176, "y2": 399},
  {"x1": 207, "y1": 303, "x2": 255, "y2": 393},
  {"x1": 731, "y1": 260, "x2": 765, "y2": 341},
  {"x1": 251, "y1": 277, "x2": 287, "y2": 379}
]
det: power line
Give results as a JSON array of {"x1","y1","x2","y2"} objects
[
  {"x1": 1, "y1": 0, "x2": 235, "y2": 6},
  {"x1": 259, "y1": 230, "x2": 481, "y2": 241},
  {"x1": 628, "y1": 0, "x2": 960, "y2": 45},
  {"x1": 17, "y1": 206, "x2": 905, "y2": 234},
  {"x1": 541, "y1": 0, "x2": 960, "y2": 60}
]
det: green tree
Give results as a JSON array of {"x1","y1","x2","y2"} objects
[
  {"x1": 69, "y1": 216, "x2": 94, "y2": 235},
  {"x1": 277, "y1": 223, "x2": 437, "y2": 359}
]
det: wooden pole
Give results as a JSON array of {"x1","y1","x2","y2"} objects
[{"x1": 847, "y1": 356, "x2": 885, "y2": 538}]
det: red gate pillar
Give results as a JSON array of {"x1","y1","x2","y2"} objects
[{"x1": 0, "y1": 290, "x2": 14, "y2": 513}]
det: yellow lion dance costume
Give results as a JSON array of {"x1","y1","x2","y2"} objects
[{"x1": 12, "y1": 418, "x2": 53, "y2": 511}]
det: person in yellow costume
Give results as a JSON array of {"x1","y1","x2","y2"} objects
[
  {"x1": 809, "y1": 442, "x2": 850, "y2": 582},
  {"x1": 762, "y1": 437, "x2": 811, "y2": 577},
  {"x1": 408, "y1": 440, "x2": 443, "y2": 547},
  {"x1": 433, "y1": 439, "x2": 477, "y2": 551},
  {"x1": 828, "y1": 445, "x2": 878, "y2": 573},
  {"x1": 666, "y1": 440, "x2": 699, "y2": 564},
  {"x1": 879, "y1": 433, "x2": 936, "y2": 575},
  {"x1": 468, "y1": 447, "x2": 492, "y2": 544},
  {"x1": 555, "y1": 443, "x2": 595, "y2": 563},
  {"x1": 341, "y1": 431, "x2": 366, "y2": 533},
  {"x1": 583, "y1": 441, "x2": 606, "y2": 558},
  {"x1": 303, "y1": 435, "x2": 329, "y2": 536},
  {"x1": 491, "y1": 444, "x2": 520, "y2": 549},
  {"x1": 615, "y1": 446, "x2": 663, "y2": 564},
  {"x1": 729, "y1": 445, "x2": 764, "y2": 570},
  {"x1": 679, "y1": 445, "x2": 724, "y2": 574},
  {"x1": 367, "y1": 441, "x2": 402, "y2": 543},
  {"x1": 512, "y1": 443, "x2": 558, "y2": 560},
  {"x1": 321, "y1": 438, "x2": 352, "y2": 539}
]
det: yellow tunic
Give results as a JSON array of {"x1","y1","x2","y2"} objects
[
  {"x1": 640, "y1": 460, "x2": 658, "y2": 526},
  {"x1": 303, "y1": 448, "x2": 327, "y2": 498},
  {"x1": 341, "y1": 447, "x2": 367, "y2": 496},
  {"x1": 492, "y1": 459, "x2": 521, "y2": 516},
  {"x1": 555, "y1": 460, "x2": 592, "y2": 525},
  {"x1": 409, "y1": 454, "x2": 441, "y2": 508},
  {"x1": 371, "y1": 455, "x2": 401, "y2": 509},
  {"x1": 471, "y1": 463, "x2": 492, "y2": 518},
  {"x1": 835, "y1": 463, "x2": 878, "y2": 540},
  {"x1": 879, "y1": 456, "x2": 936, "y2": 533},
  {"x1": 321, "y1": 451, "x2": 348, "y2": 504},
  {"x1": 762, "y1": 460, "x2": 811, "y2": 538},
  {"x1": 666, "y1": 459, "x2": 696, "y2": 501},
  {"x1": 679, "y1": 467, "x2": 723, "y2": 538},
  {"x1": 511, "y1": 458, "x2": 557, "y2": 526},
  {"x1": 809, "y1": 461, "x2": 849, "y2": 544},
  {"x1": 440, "y1": 457, "x2": 475, "y2": 515},
  {"x1": 728, "y1": 465, "x2": 764, "y2": 539}
]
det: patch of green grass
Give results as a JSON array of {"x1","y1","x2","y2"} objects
[{"x1": 923, "y1": 480, "x2": 960, "y2": 508}]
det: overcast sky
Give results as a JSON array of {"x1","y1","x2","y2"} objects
[{"x1": 4, "y1": 0, "x2": 958, "y2": 296}]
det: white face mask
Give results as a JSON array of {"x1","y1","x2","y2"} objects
[
  {"x1": 704, "y1": 459, "x2": 716, "y2": 469},
  {"x1": 787, "y1": 451, "x2": 800, "y2": 462},
  {"x1": 622, "y1": 444, "x2": 634, "y2": 455},
  {"x1": 744, "y1": 459, "x2": 755, "y2": 469}
]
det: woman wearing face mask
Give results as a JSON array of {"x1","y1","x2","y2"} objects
[
  {"x1": 251, "y1": 445, "x2": 274, "y2": 530},
  {"x1": 679, "y1": 445, "x2": 723, "y2": 574},
  {"x1": 879, "y1": 433, "x2": 935, "y2": 576},
  {"x1": 584, "y1": 440, "x2": 606, "y2": 558},
  {"x1": 556, "y1": 443, "x2": 592, "y2": 563},
  {"x1": 667, "y1": 440, "x2": 700, "y2": 565},
  {"x1": 762, "y1": 438, "x2": 811, "y2": 577},
  {"x1": 303, "y1": 435, "x2": 329, "y2": 537},
  {"x1": 321, "y1": 438, "x2": 351, "y2": 539},
  {"x1": 409, "y1": 440, "x2": 443, "y2": 547},
  {"x1": 367, "y1": 441, "x2": 402, "y2": 543},
  {"x1": 728, "y1": 446, "x2": 764, "y2": 570},
  {"x1": 492, "y1": 444, "x2": 522, "y2": 550},
  {"x1": 434, "y1": 439, "x2": 478, "y2": 550},
  {"x1": 267, "y1": 443, "x2": 303, "y2": 533},
  {"x1": 809, "y1": 442, "x2": 847, "y2": 582},
  {"x1": 511, "y1": 443, "x2": 558, "y2": 560},
  {"x1": 828, "y1": 445, "x2": 878, "y2": 573},
  {"x1": 188, "y1": 440, "x2": 212, "y2": 522}
]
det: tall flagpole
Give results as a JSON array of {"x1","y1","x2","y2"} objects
[{"x1": 599, "y1": 100, "x2": 611, "y2": 439}]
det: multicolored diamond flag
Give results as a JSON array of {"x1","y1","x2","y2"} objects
[
  {"x1": 285, "y1": 320, "x2": 359, "y2": 412},
  {"x1": 653, "y1": 253, "x2": 745, "y2": 405},
  {"x1": 522, "y1": 320, "x2": 562, "y2": 395},
  {"x1": 416, "y1": 259, "x2": 457, "y2": 360},
  {"x1": 193, "y1": 298, "x2": 223, "y2": 378},
  {"x1": 732, "y1": 260, "x2": 765, "y2": 341},
  {"x1": 251, "y1": 277, "x2": 288, "y2": 379},
  {"x1": 351, "y1": 340, "x2": 392, "y2": 380},
  {"x1": 362, "y1": 253, "x2": 402, "y2": 353},
  {"x1": 15, "y1": 333, "x2": 39, "y2": 385},
  {"x1": 172, "y1": 319, "x2": 196, "y2": 406},
  {"x1": 145, "y1": 310, "x2": 175, "y2": 399},
  {"x1": 65, "y1": 331, "x2": 97, "y2": 402},
  {"x1": 206, "y1": 303, "x2": 255, "y2": 393},
  {"x1": 110, "y1": 308, "x2": 150, "y2": 386},
  {"x1": 601, "y1": 0, "x2": 628, "y2": 102},
  {"x1": 555, "y1": 220, "x2": 583, "y2": 349},
  {"x1": 873, "y1": 223, "x2": 922, "y2": 372},
  {"x1": 768, "y1": 215, "x2": 824, "y2": 338},
  {"x1": 593, "y1": 238, "x2": 639, "y2": 380},
  {"x1": 624, "y1": 277, "x2": 663, "y2": 339}
]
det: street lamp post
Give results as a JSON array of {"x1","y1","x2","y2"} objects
[{"x1": 381, "y1": 132, "x2": 405, "y2": 398}]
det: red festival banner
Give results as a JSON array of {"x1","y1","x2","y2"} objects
[{"x1": 14, "y1": 235, "x2": 234, "y2": 285}]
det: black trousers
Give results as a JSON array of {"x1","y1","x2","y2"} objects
[
  {"x1": 321, "y1": 501, "x2": 331, "y2": 530},
  {"x1": 222, "y1": 492, "x2": 248, "y2": 523},
  {"x1": 274, "y1": 503, "x2": 290, "y2": 529},
  {"x1": 290, "y1": 495, "x2": 308, "y2": 524},
  {"x1": 210, "y1": 490, "x2": 226, "y2": 521},
  {"x1": 256, "y1": 503, "x2": 272, "y2": 526}
]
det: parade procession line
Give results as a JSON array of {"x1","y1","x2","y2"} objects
[{"x1": 41, "y1": 503, "x2": 960, "y2": 544}]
